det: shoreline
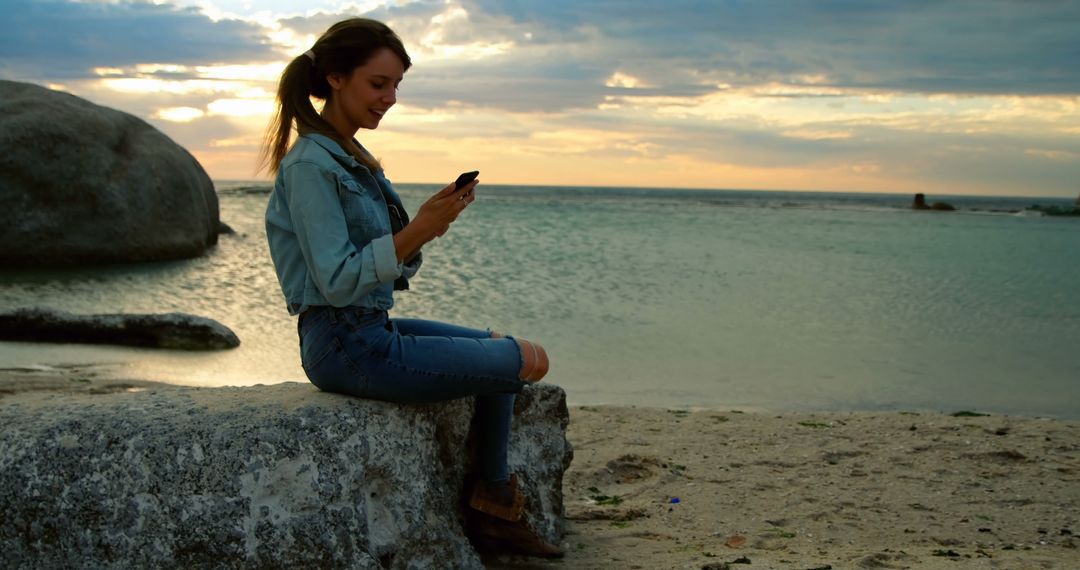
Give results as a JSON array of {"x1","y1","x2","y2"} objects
[
  {"x1": 4, "y1": 362, "x2": 1078, "y2": 421},
  {"x1": 3, "y1": 372, "x2": 1077, "y2": 568}
]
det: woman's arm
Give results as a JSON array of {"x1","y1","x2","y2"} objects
[
  {"x1": 393, "y1": 222, "x2": 431, "y2": 264},
  {"x1": 284, "y1": 161, "x2": 402, "y2": 305}
]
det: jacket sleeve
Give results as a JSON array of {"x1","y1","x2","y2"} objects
[
  {"x1": 283, "y1": 161, "x2": 402, "y2": 306},
  {"x1": 401, "y1": 251, "x2": 422, "y2": 279}
]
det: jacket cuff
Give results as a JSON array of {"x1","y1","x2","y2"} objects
[
  {"x1": 401, "y1": 251, "x2": 422, "y2": 279},
  {"x1": 371, "y1": 233, "x2": 403, "y2": 284}
]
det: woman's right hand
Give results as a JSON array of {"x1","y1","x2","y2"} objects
[
  {"x1": 415, "y1": 178, "x2": 479, "y2": 238},
  {"x1": 393, "y1": 178, "x2": 478, "y2": 263}
]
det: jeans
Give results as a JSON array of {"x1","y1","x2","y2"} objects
[{"x1": 297, "y1": 305, "x2": 526, "y2": 483}]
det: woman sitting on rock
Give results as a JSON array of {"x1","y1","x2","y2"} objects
[{"x1": 260, "y1": 17, "x2": 560, "y2": 558}]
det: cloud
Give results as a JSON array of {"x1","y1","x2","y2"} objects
[
  {"x1": 0, "y1": 0, "x2": 276, "y2": 81},
  {"x1": 266, "y1": 0, "x2": 1079, "y2": 118},
  {"x1": 1025, "y1": 148, "x2": 1079, "y2": 161},
  {"x1": 4, "y1": 0, "x2": 1076, "y2": 195},
  {"x1": 461, "y1": 0, "x2": 1080, "y2": 97},
  {"x1": 6, "y1": 0, "x2": 1077, "y2": 116}
]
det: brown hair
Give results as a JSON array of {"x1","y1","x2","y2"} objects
[{"x1": 259, "y1": 18, "x2": 411, "y2": 175}]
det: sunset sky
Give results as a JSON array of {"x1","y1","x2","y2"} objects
[{"x1": 2, "y1": 0, "x2": 1078, "y2": 197}]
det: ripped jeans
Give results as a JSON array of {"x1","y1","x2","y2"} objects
[{"x1": 297, "y1": 305, "x2": 527, "y2": 483}]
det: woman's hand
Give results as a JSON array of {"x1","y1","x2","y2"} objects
[
  {"x1": 392, "y1": 177, "x2": 478, "y2": 263},
  {"x1": 416, "y1": 178, "x2": 478, "y2": 237}
]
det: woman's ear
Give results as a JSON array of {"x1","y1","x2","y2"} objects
[{"x1": 326, "y1": 72, "x2": 344, "y2": 90}]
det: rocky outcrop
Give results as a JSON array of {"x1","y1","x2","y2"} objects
[
  {"x1": 0, "y1": 382, "x2": 571, "y2": 569},
  {"x1": 0, "y1": 80, "x2": 219, "y2": 265},
  {"x1": 0, "y1": 307, "x2": 239, "y2": 350},
  {"x1": 912, "y1": 193, "x2": 955, "y2": 211},
  {"x1": 1025, "y1": 204, "x2": 1080, "y2": 217}
]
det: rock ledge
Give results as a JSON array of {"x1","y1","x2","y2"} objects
[{"x1": 0, "y1": 382, "x2": 571, "y2": 569}]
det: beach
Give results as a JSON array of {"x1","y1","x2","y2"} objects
[
  {"x1": 4, "y1": 371, "x2": 1077, "y2": 569},
  {"x1": 5, "y1": 3, "x2": 1079, "y2": 566},
  {"x1": 518, "y1": 406, "x2": 1079, "y2": 570}
]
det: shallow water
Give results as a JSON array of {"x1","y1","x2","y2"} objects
[{"x1": 2, "y1": 184, "x2": 1078, "y2": 417}]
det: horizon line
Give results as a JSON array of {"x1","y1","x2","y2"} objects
[{"x1": 213, "y1": 179, "x2": 1076, "y2": 201}]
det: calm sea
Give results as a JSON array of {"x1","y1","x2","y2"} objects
[{"x1": 2, "y1": 183, "x2": 1078, "y2": 418}]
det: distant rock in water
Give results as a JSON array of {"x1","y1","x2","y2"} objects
[
  {"x1": 1025, "y1": 204, "x2": 1080, "y2": 217},
  {"x1": 912, "y1": 193, "x2": 955, "y2": 211},
  {"x1": 0, "y1": 307, "x2": 239, "y2": 350},
  {"x1": 0, "y1": 80, "x2": 219, "y2": 265}
]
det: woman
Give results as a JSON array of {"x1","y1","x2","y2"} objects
[{"x1": 261, "y1": 18, "x2": 561, "y2": 558}]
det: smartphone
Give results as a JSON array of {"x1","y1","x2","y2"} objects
[{"x1": 453, "y1": 170, "x2": 479, "y2": 191}]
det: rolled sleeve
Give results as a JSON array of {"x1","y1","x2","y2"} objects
[
  {"x1": 402, "y1": 253, "x2": 422, "y2": 279},
  {"x1": 370, "y1": 233, "x2": 403, "y2": 284}
]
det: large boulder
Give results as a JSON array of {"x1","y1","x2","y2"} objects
[
  {"x1": 0, "y1": 80, "x2": 219, "y2": 265},
  {"x1": 0, "y1": 307, "x2": 240, "y2": 350},
  {"x1": 0, "y1": 382, "x2": 572, "y2": 569}
]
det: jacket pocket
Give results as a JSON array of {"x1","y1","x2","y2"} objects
[{"x1": 338, "y1": 177, "x2": 385, "y2": 235}]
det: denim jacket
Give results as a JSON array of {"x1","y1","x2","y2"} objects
[{"x1": 265, "y1": 133, "x2": 421, "y2": 315}]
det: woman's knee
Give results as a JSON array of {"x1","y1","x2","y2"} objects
[
  {"x1": 530, "y1": 342, "x2": 549, "y2": 381},
  {"x1": 513, "y1": 337, "x2": 549, "y2": 382}
]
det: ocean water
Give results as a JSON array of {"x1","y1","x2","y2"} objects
[{"x1": 2, "y1": 184, "x2": 1078, "y2": 418}]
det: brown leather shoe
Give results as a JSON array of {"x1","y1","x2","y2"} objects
[
  {"x1": 466, "y1": 510, "x2": 564, "y2": 559},
  {"x1": 465, "y1": 475, "x2": 564, "y2": 558},
  {"x1": 468, "y1": 474, "x2": 525, "y2": 521}
]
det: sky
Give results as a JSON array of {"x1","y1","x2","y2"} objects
[{"x1": 2, "y1": 0, "x2": 1079, "y2": 197}]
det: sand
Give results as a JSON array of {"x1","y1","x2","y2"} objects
[
  {"x1": 496, "y1": 406, "x2": 1079, "y2": 570},
  {"x1": 3, "y1": 370, "x2": 1077, "y2": 569}
]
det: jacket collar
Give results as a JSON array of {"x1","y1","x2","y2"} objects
[{"x1": 301, "y1": 133, "x2": 367, "y2": 171}]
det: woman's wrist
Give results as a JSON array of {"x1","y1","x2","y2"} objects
[
  {"x1": 393, "y1": 219, "x2": 434, "y2": 263},
  {"x1": 409, "y1": 213, "x2": 441, "y2": 242}
]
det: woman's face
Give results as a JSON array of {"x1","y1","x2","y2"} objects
[{"x1": 327, "y1": 47, "x2": 405, "y2": 131}]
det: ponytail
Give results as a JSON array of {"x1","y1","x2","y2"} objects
[{"x1": 259, "y1": 18, "x2": 410, "y2": 176}]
